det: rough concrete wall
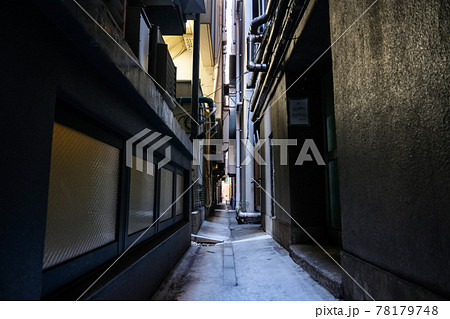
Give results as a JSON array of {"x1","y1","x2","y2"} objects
[
  {"x1": 270, "y1": 74, "x2": 292, "y2": 226},
  {"x1": 260, "y1": 74, "x2": 293, "y2": 249},
  {"x1": 260, "y1": 111, "x2": 273, "y2": 234},
  {"x1": 330, "y1": 0, "x2": 450, "y2": 298}
]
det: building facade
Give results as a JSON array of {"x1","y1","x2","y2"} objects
[
  {"x1": 241, "y1": 0, "x2": 449, "y2": 300},
  {"x1": 1, "y1": 0, "x2": 448, "y2": 302},
  {"x1": 0, "y1": 0, "x2": 212, "y2": 300}
]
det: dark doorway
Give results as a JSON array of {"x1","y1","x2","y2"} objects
[{"x1": 284, "y1": 0, "x2": 341, "y2": 246}]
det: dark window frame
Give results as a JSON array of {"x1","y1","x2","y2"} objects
[
  {"x1": 124, "y1": 154, "x2": 189, "y2": 247},
  {"x1": 126, "y1": 156, "x2": 157, "y2": 237},
  {"x1": 43, "y1": 98, "x2": 190, "y2": 297},
  {"x1": 157, "y1": 164, "x2": 177, "y2": 232},
  {"x1": 124, "y1": 153, "x2": 159, "y2": 248},
  {"x1": 42, "y1": 100, "x2": 124, "y2": 297}
]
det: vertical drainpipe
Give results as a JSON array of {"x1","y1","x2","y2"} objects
[
  {"x1": 234, "y1": 0, "x2": 241, "y2": 209},
  {"x1": 191, "y1": 13, "x2": 200, "y2": 140},
  {"x1": 242, "y1": 0, "x2": 259, "y2": 216},
  {"x1": 236, "y1": 102, "x2": 242, "y2": 211},
  {"x1": 237, "y1": 0, "x2": 245, "y2": 211},
  {"x1": 191, "y1": 13, "x2": 200, "y2": 218}
]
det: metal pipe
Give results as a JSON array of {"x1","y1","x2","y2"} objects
[
  {"x1": 251, "y1": 0, "x2": 308, "y2": 119},
  {"x1": 249, "y1": 14, "x2": 268, "y2": 34},
  {"x1": 246, "y1": 0, "x2": 280, "y2": 88},
  {"x1": 249, "y1": 0, "x2": 276, "y2": 34},
  {"x1": 249, "y1": 0, "x2": 293, "y2": 107},
  {"x1": 177, "y1": 96, "x2": 217, "y2": 123},
  {"x1": 191, "y1": 13, "x2": 200, "y2": 140},
  {"x1": 247, "y1": 34, "x2": 268, "y2": 72},
  {"x1": 177, "y1": 96, "x2": 215, "y2": 107},
  {"x1": 245, "y1": 1, "x2": 277, "y2": 75}
]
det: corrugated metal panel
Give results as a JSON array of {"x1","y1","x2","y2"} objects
[
  {"x1": 176, "y1": 174, "x2": 185, "y2": 215},
  {"x1": 165, "y1": 48, "x2": 177, "y2": 98},
  {"x1": 128, "y1": 157, "x2": 155, "y2": 234},
  {"x1": 44, "y1": 123, "x2": 119, "y2": 269},
  {"x1": 156, "y1": 43, "x2": 177, "y2": 100},
  {"x1": 159, "y1": 168, "x2": 174, "y2": 222}
]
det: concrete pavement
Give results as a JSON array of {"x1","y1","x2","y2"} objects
[{"x1": 151, "y1": 207, "x2": 338, "y2": 301}]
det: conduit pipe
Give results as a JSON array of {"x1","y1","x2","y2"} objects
[
  {"x1": 247, "y1": 34, "x2": 267, "y2": 72},
  {"x1": 247, "y1": 0, "x2": 290, "y2": 90},
  {"x1": 249, "y1": 13, "x2": 268, "y2": 34},
  {"x1": 176, "y1": 96, "x2": 217, "y2": 126},
  {"x1": 246, "y1": 0, "x2": 276, "y2": 74},
  {"x1": 250, "y1": 0, "x2": 307, "y2": 115}
]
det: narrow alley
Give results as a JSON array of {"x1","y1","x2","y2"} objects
[
  {"x1": 1, "y1": 0, "x2": 449, "y2": 306},
  {"x1": 152, "y1": 205, "x2": 337, "y2": 301}
]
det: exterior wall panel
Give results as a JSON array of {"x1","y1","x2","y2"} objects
[
  {"x1": 330, "y1": 0, "x2": 450, "y2": 299},
  {"x1": 0, "y1": 1, "x2": 192, "y2": 300}
]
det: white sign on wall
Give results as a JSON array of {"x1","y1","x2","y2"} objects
[{"x1": 289, "y1": 98, "x2": 309, "y2": 125}]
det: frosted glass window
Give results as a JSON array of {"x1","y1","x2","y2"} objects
[
  {"x1": 176, "y1": 174, "x2": 184, "y2": 216},
  {"x1": 128, "y1": 157, "x2": 155, "y2": 234},
  {"x1": 44, "y1": 123, "x2": 119, "y2": 269},
  {"x1": 159, "y1": 168, "x2": 173, "y2": 222}
]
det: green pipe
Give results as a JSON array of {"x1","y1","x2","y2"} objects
[{"x1": 176, "y1": 96, "x2": 216, "y2": 124}]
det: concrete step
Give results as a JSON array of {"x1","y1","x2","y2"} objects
[
  {"x1": 289, "y1": 244, "x2": 343, "y2": 298},
  {"x1": 191, "y1": 234, "x2": 224, "y2": 244}
]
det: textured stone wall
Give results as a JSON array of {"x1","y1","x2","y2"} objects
[
  {"x1": 259, "y1": 74, "x2": 293, "y2": 249},
  {"x1": 330, "y1": 0, "x2": 450, "y2": 298}
]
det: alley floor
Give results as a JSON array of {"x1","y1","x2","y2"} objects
[{"x1": 151, "y1": 206, "x2": 338, "y2": 301}]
